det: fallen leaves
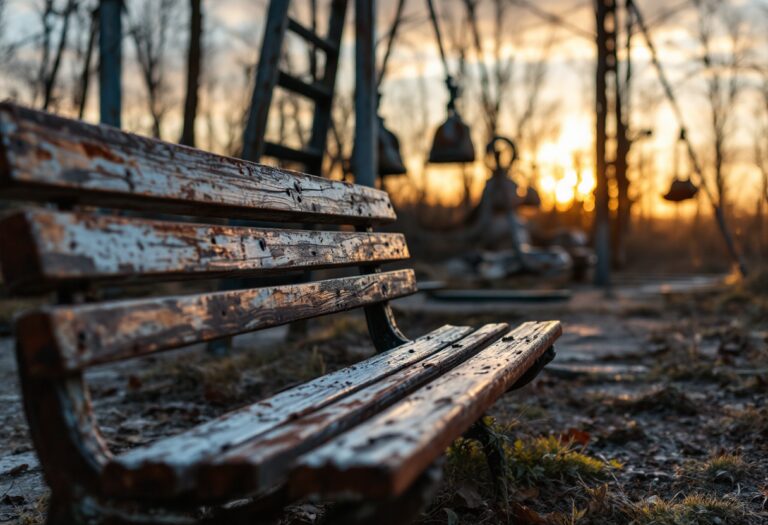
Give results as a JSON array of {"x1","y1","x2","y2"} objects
[{"x1": 560, "y1": 427, "x2": 591, "y2": 446}]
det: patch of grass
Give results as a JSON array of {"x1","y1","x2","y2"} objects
[
  {"x1": 445, "y1": 432, "x2": 620, "y2": 491},
  {"x1": 133, "y1": 315, "x2": 371, "y2": 406},
  {"x1": 701, "y1": 454, "x2": 749, "y2": 481},
  {"x1": 723, "y1": 405, "x2": 768, "y2": 448},
  {"x1": 300, "y1": 346, "x2": 327, "y2": 380},
  {"x1": 136, "y1": 346, "x2": 276, "y2": 405},
  {"x1": 444, "y1": 438, "x2": 494, "y2": 494},
  {"x1": 507, "y1": 435, "x2": 621, "y2": 486},
  {"x1": 304, "y1": 316, "x2": 368, "y2": 345},
  {"x1": 740, "y1": 266, "x2": 768, "y2": 297},
  {"x1": 632, "y1": 494, "x2": 750, "y2": 525},
  {"x1": 514, "y1": 404, "x2": 550, "y2": 422},
  {"x1": 681, "y1": 453, "x2": 753, "y2": 485},
  {"x1": 613, "y1": 385, "x2": 699, "y2": 416},
  {"x1": 652, "y1": 362, "x2": 736, "y2": 384},
  {"x1": 709, "y1": 268, "x2": 768, "y2": 321}
]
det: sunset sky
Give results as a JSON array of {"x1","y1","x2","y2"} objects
[{"x1": 1, "y1": 0, "x2": 766, "y2": 215}]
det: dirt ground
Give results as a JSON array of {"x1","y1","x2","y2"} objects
[{"x1": 0, "y1": 273, "x2": 766, "y2": 524}]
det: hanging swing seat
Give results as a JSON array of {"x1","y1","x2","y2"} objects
[{"x1": 663, "y1": 178, "x2": 698, "y2": 202}]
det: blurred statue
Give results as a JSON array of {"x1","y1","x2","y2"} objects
[{"x1": 454, "y1": 137, "x2": 570, "y2": 278}]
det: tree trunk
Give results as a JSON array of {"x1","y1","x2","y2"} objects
[
  {"x1": 43, "y1": 0, "x2": 77, "y2": 110},
  {"x1": 77, "y1": 8, "x2": 99, "y2": 119},
  {"x1": 180, "y1": 0, "x2": 202, "y2": 147},
  {"x1": 594, "y1": 0, "x2": 612, "y2": 290}
]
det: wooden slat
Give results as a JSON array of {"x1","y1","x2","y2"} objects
[
  {"x1": 0, "y1": 103, "x2": 395, "y2": 224},
  {"x1": 194, "y1": 324, "x2": 510, "y2": 501},
  {"x1": 287, "y1": 18, "x2": 339, "y2": 53},
  {"x1": 0, "y1": 209, "x2": 410, "y2": 291},
  {"x1": 103, "y1": 325, "x2": 473, "y2": 499},
  {"x1": 289, "y1": 321, "x2": 562, "y2": 499},
  {"x1": 17, "y1": 269, "x2": 417, "y2": 376},
  {"x1": 277, "y1": 71, "x2": 332, "y2": 102}
]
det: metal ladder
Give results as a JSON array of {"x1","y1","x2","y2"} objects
[{"x1": 241, "y1": 0, "x2": 349, "y2": 175}]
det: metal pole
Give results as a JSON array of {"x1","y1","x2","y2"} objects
[
  {"x1": 594, "y1": 0, "x2": 612, "y2": 290},
  {"x1": 99, "y1": 0, "x2": 122, "y2": 127},
  {"x1": 354, "y1": 0, "x2": 377, "y2": 187}
]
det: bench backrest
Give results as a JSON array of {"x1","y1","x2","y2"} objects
[{"x1": 0, "y1": 103, "x2": 415, "y2": 494}]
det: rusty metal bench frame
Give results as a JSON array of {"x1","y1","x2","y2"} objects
[{"x1": 0, "y1": 104, "x2": 560, "y2": 525}]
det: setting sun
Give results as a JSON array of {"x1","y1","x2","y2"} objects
[{"x1": 532, "y1": 117, "x2": 596, "y2": 211}]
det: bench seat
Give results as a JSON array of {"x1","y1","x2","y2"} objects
[{"x1": 102, "y1": 321, "x2": 559, "y2": 503}]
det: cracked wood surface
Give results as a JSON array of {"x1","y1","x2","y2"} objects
[
  {"x1": 17, "y1": 269, "x2": 417, "y2": 375},
  {"x1": 193, "y1": 324, "x2": 510, "y2": 501},
  {"x1": 0, "y1": 209, "x2": 409, "y2": 292},
  {"x1": 0, "y1": 103, "x2": 395, "y2": 224},
  {"x1": 290, "y1": 320, "x2": 562, "y2": 498},
  {"x1": 102, "y1": 325, "x2": 475, "y2": 501}
]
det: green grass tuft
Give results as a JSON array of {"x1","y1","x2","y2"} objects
[
  {"x1": 633, "y1": 494, "x2": 749, "y2": 525},
  {"x1": 445, "y1": 432, "x2": 620, "y2": 491},
  {"x1": 507, "y1": 435, "x2": 621, "y2": 486},
  {"x1": 681, "y1": 453, "x2": 753, "y2": 485}
]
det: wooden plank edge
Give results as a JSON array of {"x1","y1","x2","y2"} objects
[
  {"x1": 0, "y1": 208, "x2": 411, "y2": 294},
  {"x1": 0, "y1": 103, "x2": 397, "y2": 224},
  {"x1": 17, "y1": 269, "x2": 418, "y2": 376},
  {"x1": 101, "y1": 325, "x2": 475, "y2": 501},
  {"x1": 287, "y1": 321, "x2": 562, "y2": 499},
  {"x1": 192, "y1": 324, "x2": 511, "y2": 501}
]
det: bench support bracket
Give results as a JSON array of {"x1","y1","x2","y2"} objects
[
  {"x1": 356, "y1": 239, "x2": 411, "y2": 352},
  {"x1": 363, "y1": 302, "x2": 410, "y2": 352},
  {"x1": 508, "y1": 346, "x2": 556, "y2": 391}
]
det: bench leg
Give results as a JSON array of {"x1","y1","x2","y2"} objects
[
  {"x1": 508, "y1": 346, "x2": 556, "y2": 391},
  {"x1": 465, "y1": 416, "x2": 509, "y2": 509}
]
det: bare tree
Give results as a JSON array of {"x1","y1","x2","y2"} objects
[
  {"x1": 42, "y1": 0, "x2": 78, "y2": 110},
  {"x1": 752, "y1": 67, "x2": 768, "y2": 258},
  {"x1": 0, "y1": 0, "x2": 8, "y2": 64},
  {"x1": 693, "y1": 0, "x2": 749, "y2": 212},
  {"x1": 510, "y1": 30, "x2": 560, "y2": 171},
  {"x1": 180, "y1": 0, "x2": 202, "y2": 146},
  {"x1": 462, "y1": 0, "x2": 514, "y2": 141},
  {"x1": 34, "y1": 0, "x2": 56, "y2": 105},
  {"x1": 72, "y1": 3, "x2": 98, "y2": 118},
  {"x1": 129, "y1": 0, "x2": 180, "y2": 138},
  {"x1": 328, "y1": 91, "x2": 355, "y2": 181},
  {"x1": 755, "y1": 73, "x2": 768, "y2": 207},
  {"x1": 457, "y1": 0, "x2": 559, "y2": 208}
]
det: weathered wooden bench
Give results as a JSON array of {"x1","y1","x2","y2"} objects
[{"x1": 0, "y1": 103, "x2": 561, "y2": 524}]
